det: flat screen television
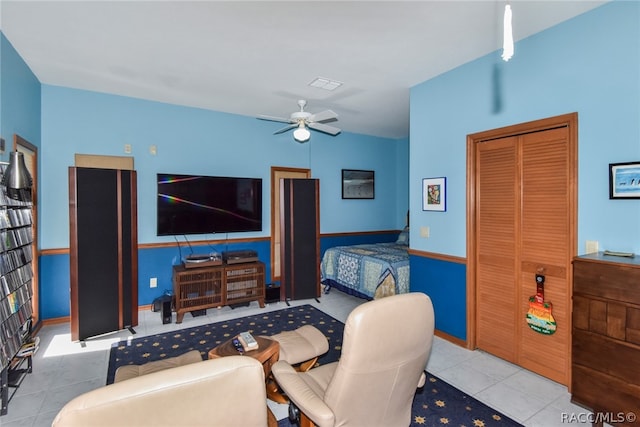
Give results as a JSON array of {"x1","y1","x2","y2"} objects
[{"x1": 157, "y1": 173, "x2": 262, "y2": 236}]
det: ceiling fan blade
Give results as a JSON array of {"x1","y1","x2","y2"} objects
[
  {"x1": 257, "y1": 114, "x2": 293, "y2": 124},
  {"x1": 308, "y1": 122, "x2": 341, "y2": 136},
  {"x1": 273, "y1": 124, "x2": 298, "y2": 134},
  {"x1": 308, "y1": 109, "x2": 338, "y2": 123}
]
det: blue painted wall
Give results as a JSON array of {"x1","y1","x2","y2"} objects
[
  {"x1": 0, "y1": 33, "x2": 41, "y2": 159},
  {"x1": 40, "y1": 85, "x2": 407, "y2": 249},
  {"x1": 394, "y1": 136, "x2": 409, "y2": 226},
  {"x1": 38, "y1": 253, "x2": 70, "y2": 319},
  {"x1": 410, "y1": 1, "x2": 639, "y2": 257},
  {"x1": 409, "y1": 1, "x2": 639, "y2": 340},
  {"x1": 410, "y1": 255, "x2": 466, "y2": 340},
  {"x1": 319, "y1": 231, "x2": 399, "y2": 256},
  {"x1": 34, "y1": 85, "x2": 407, "y2": 320}
]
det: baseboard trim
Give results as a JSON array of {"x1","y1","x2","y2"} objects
[{"x1": 434, "y1": 329, "x2": 467, "y2": 348}]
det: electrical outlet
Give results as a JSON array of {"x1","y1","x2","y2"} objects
[
  {"x1": 585, "y1": 240, "x2": 599, "y2": 254},
  {"x1": 124, "y1": 144, "x2": 132, "y2": 154},
  {"x1": 420, "y1": 226, "x2": 430, "y2": 238},
  {"x1": 149, "y1": 145, "x2": 157, "y2": 155},
  {"x1": 150, "y1": 277, "x2": 157, "y2": 288}
]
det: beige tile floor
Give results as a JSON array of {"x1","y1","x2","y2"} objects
[{"x1": 1, "y1": 290, "x2": 595, "y2": 426}]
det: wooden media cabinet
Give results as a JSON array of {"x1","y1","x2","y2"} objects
[{"x1": 172, "y1": 261, "x2": 265, "y2": 323}]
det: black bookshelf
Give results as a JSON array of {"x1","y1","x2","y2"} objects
[{"x1": 0, "y1": 164, "x2": 34, "y2": 416}]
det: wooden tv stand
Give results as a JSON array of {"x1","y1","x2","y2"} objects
[{"x1": 172, "y1": 261, "x2": 265, "y2": 323}]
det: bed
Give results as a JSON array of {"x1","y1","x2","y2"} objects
[{"x1": 321, "y1": 228, "x2": 410, "y2": 300}]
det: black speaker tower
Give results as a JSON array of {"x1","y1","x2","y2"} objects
[{"x1": 280, "y1": 178, "x2": 321, "y2": 302}]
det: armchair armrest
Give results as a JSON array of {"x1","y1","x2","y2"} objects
[{"x1": 271, "y1": 360, "x2": 335, "y2": 427}]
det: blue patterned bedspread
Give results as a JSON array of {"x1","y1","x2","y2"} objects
[{"x1": 321, "y1": 243, "x2": 409, "y2": 299}]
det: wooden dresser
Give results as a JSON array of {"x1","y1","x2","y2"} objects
[{"x1": 572, "y1": 253, "x2": 640, "y2": 425}]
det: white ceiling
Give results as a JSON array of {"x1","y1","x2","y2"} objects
[{"x1": 0, "y1": 1, "x2": 607, "y2": 139}]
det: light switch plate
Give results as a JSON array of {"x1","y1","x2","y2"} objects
[{"x1": 585, "y1": 240, "x2": 599, "y2": 254}]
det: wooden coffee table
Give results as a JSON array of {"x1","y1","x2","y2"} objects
[
  {"x1": 208, "y1": 336, "x2": 280, "y2": 426},
  {"x1": 208, "y1": 336, "x2": 279, "y2": 378}
]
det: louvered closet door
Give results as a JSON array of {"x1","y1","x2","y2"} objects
[
  {"x1": 476, "y1": 137, "x2": 519, "y2": 362},
  {"x1": 518, "y1": 127, "x2": 571, "y2": 384},
  {"x1": 475, "y1": 124, "x2": 573, "y2": 385}
]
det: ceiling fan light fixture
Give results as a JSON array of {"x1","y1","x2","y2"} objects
[
  {"x1": 293, "y1": 124, "x2": 311, "y2": 142},
  {"x1": 258, "y1": 100, "x2": 341, "y2": 140}
]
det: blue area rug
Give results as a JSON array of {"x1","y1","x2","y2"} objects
[
  {"x1": 277, "y1": 372, "x2": 522, "y2": 427},
  {"x1": 107, "y1": 304, "x2": 522, "y2": 427},
  {"x1": 106, "y1": 305, "x2": 343, "y2": 385}
]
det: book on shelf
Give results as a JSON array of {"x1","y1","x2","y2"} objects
[
  {"x1": 7, "y1": 291, "x2": 18, "y2": 313},
  {"x1": 17, "y1": 336, "x2": 39, "y2": 357}
]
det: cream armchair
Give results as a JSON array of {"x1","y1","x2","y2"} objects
[
  {"x1": 271, "y1": 292, "x2": 435, "y2": 427},
  {"x1": 53, "y1": 355, "x2": 272, "y2": 427}
]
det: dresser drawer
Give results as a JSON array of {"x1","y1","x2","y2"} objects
[
  {"x1": 573, "y1": 295, "x2": 640, "y2": 344},
  {"x1": 572, "y1": 329, "x2": 640, "y2": 384},
  {"x1": 572, "y1": 364, "x2": 640, "y2": 425},
  {"x1": 573, "y1": 258, "x2": 640, "y2": 304}
]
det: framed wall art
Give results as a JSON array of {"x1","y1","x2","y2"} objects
[
  {"x1": 342, "y1": 169, "x2": 374, "y2": 199},
  {"x1": 422, "y1": 177, "x2": 446, "y2": 211},
  {"x1": 609, "y1": 161, "x2": 640, "y2": 199}
]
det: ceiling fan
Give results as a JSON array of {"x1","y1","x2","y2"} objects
[{"x1": 257, "y1": 100, "x2": 341, "y2": 142}]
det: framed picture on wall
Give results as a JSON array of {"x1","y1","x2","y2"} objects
[
  {"x1": 609, "y1": 161, "x2": 640, "y2": 199},
  {"x1": 422, "y1": 177, "x2": 446, "y2": 211},
  {"x1": 342, "y1": 169, "x2": 374, "y2": 199}
]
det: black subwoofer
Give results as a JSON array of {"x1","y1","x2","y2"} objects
[{"x1": 162, "y1": 300, "x2": 172, "y2": 324}]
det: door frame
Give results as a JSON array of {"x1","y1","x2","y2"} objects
[
  {"x1": 270, "y1": 166, "x2": 311, "y2": 283},
  {"x1": 465, "y1": 113, "x2": 578, "y2": 350}
]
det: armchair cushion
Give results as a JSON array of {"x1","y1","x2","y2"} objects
[
  {"x1": 113, "y1": 349, "x2": 202, "y2": 382},
  {"x1": 272, "y1": 361, "x2": 337, "y2": 427},
  {"x1": 271, "y1": 325, "x2": 329, "y2": 366},
  {"x1": 53, "y1": 356, "x2": 268, "y2": 427}
]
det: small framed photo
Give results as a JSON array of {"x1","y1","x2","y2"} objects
[
  {"x1": 610, "y1": 161, "x2": 640, "y2": 199},
  {"x1": 422, "y1": 177, "x2": 446, "y2": 211},
  {"x1": 342, "y1": 169, "x2": 374, "y2": 199}
]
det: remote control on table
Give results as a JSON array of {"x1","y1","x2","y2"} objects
[
  {"x1": 232, "y1": 338, "x2": 244, "y2": 354},
  {"x1": 238, "y1": 331, "x2": 259, "y2": 351}
]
